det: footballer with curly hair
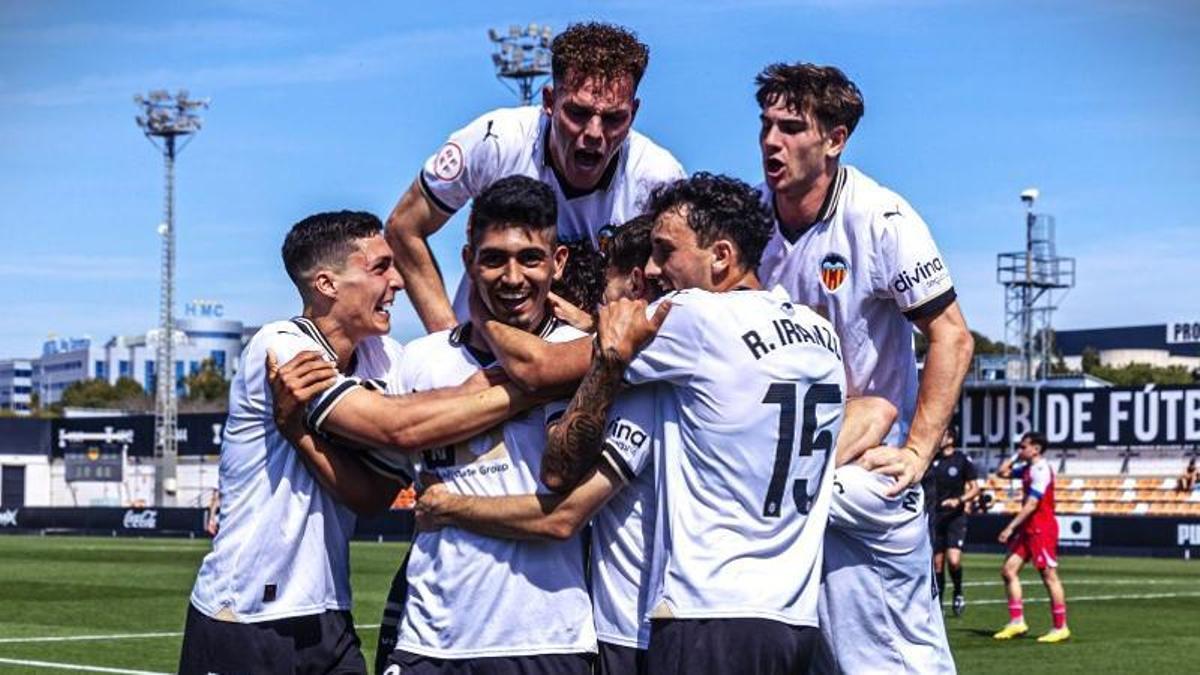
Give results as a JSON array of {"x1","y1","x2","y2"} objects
[{"x1": 386, "y1": 21, "x2": 684, "y2": 334}]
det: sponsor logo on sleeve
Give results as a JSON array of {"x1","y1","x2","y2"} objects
[
  {"x1": 0, "y1": 509, "x2": 17, "y2": 527},
  {"x1": 820, "y1": 253, "x2": 849, "y2": 292},
  {"x1": 122, "y1": 509, "x2": 158, "y2": 530},
  {"x1": 607, "y1": 417, "x2": 648, "y2": 454},
  {"x1": 432, "y1": 142, "x2": 465, "y2": 182},
  {"x1": 892, "y1": 256, "x2": 948, "y2": 294}
]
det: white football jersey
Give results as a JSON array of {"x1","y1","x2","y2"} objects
[
  {"x1": 417, "y1": 106, "x2": 685, "y2": 317},
  {"x1": 758, "y1": 165, "x2": 956, "y2": 445},
  {"x1": 589, "y1": 384, "x2": 663, "y2": 649},
  {"x1": 191, "y1": 318, "x2": 407, "y2": 623},
  {"x1": 394, "y1": 318, "x2": 597, "y2": 659},
  {"x1": 815, "y1": 465, "x2": 955, "y2": 674},
  {"x1": 624, "y1": 287, "x2": 846, "y2": 626}
]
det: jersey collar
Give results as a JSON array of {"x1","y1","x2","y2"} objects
[
  {"x1": 540, "y1": 115, "x2": 622, "y2": 199},
  {"x1": 290, "y1": 316, "x2": 358, "y2": 374},
  {"x1": 772, "y1": 165, "x2": 848, "y2": 242},
  {"x1": 449, "y1": 313, "x2": 562, "y2": 369}
]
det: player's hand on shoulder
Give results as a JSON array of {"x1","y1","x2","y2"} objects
[
  {"x1": 548, "y1": 292, "x2": 596, "y2": 333},
  {"x1": 857, "y1": 444, "x2": 928, "y2": 496},
  {"x1": 266, "y1": 349, "x2": 336, "y2": 441},
  {"x1": 597, "y1": 297, "x2": 672, "y2": 365}
]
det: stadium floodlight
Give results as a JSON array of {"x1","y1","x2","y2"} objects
[
  {"x1": 134, "y1": 89, "x2": 208, "y2": 507},
  {"x1": 488, "y1": 21, "x2": 554, "y2": 105},
  {"x1": 1020, "y1": 188, "x2": 1039, "y2": 209}
]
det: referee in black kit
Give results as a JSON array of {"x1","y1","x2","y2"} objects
[{"x1": 926, "y1": 426, "x2": 980, "y2": 616}]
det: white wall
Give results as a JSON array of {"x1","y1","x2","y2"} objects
[{"x1": 2, "y1": 455, "x2": 219, "y2": 507}]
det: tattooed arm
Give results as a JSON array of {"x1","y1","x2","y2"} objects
[
  {"x1": 539, "y1": 298, "x2": 671, "y2": 493},
  {"x1": 540, "y1": 339, "x2": 628, "y2": 493}
]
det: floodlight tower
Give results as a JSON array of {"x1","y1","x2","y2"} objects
[
  {"x1": 997, "y1": 188, "x2": 1076, "y2": 381},
  {"x1": 488, "y1": 23, "x2": 554, "y2": 105},
  {"x1": 134, "y1": 89, "x2": 208, "y2": 506}
]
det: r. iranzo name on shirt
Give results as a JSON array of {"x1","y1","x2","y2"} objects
[{"x1": 742, "y1": 315, "x2": 843, "y2": 362}]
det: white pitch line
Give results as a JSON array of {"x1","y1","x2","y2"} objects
[
  {"x1": 962, "y1": 578, "x2": 1189, "y2": 588},
  {"x1": 0, "y1": 631, "x2": 181, "y2": 644},
  {"x1": 0, "y1": 656, "x2": 168, "y2": 674},
  {"x1": 969, "y1": 591, "x2": 1200, "y2": 605},
  {"x1": 0, "y1": 625, "x2": 381, "y2": 645}
]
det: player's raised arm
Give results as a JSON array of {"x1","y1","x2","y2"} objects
[
  {"x1": 385, "y1": 179, "x2": 455, "y2": 333},
  {"x1": 995, "y1": 452, "x2": 1019, "y2": 479},
  {"x1": 542, "y1": 298, "x2": 669, "y2": 492}
]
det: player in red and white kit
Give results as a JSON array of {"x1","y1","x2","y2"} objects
[{"x1": 992, "y1": 431, "x2": 1070, "y2": 643}]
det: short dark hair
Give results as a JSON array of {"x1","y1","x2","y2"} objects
[
  {"x1": 755, "y1": 63, "x2": 865, "y2": 136},
  {"x1": 281, "y1": 210, "x2": 382, "y2": 296},
  {"x1": 1021, "y1": 431, "x2": 1048, "y2": 453},
  {"x1": 552, "y1": 22, "x2": 649, "y2": 89},
  {"x1": 552, "y1": 239, "x2": 605, "y2": 311},
  {"x1": 603, "y1": 214, "x2": 654, "y2": 274},
  {"x1": 466, "y1": 175, "x2": 558, "y2": 249},
  {"x1": 645, "y1": 173, "x2": 773, "y2": 271}
]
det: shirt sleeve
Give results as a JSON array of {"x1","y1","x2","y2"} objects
[
  {"x1": 1027, "y1": 462, "x2": 1052, "y2": 499},
  {"x1": 418, "y1": 112, "x2": 505, "y2": 214},
  {"x1": 872, "y1": 200, "x2": 957, "y2": 322},
  {"x1": 624, "y1": 293, "x2": 703, "y2": 386},
  {"x1": 963, "y1": 454, "x2": 978, "y2": 482},
  {"x1": 598, "y1": 386, "x2": 657, "y2": 485}
]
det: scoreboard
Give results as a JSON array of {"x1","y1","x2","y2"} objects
[{"x1": 64, "y1": 442, "x2": 124, "y2": 482}]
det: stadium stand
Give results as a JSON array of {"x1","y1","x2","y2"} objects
[{"x1": 986, "y1": 474, "x2": 1200, "y2": 516}]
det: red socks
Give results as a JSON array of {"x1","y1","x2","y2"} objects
[
  {"x1": 1052, "y1": 603, "x2": 1067, "y2": 629},
  {"x1": 1009, "y1": 600, "x2": 1024, "y2": 622}
]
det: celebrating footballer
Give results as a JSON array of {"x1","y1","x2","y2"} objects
[{"x1": 180, "y1": 20, "x2": 989, "y2": 675}]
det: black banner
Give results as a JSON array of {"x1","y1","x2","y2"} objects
[
  {"x1": 966, "y1": 513, "x2": 1200, "y2": 556},
  {"x1": 0, "y1": 506, "x2": 415, "y2": 540},
  {"x1": 958, "y1": 385, "x2": 1200, "y2": 449},
  {"x1": 50, "y1": 413, "x2": 228, "y2": 457}
]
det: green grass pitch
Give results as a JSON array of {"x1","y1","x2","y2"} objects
[{"x1": 0, "y1": 535, "x2": 1195, "y2": 673}]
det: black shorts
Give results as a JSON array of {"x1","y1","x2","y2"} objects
[
  {"x1": 375, "y1": 548, "x2": 412, "y2": 674},
  {"x1": 178, "y1": 603, "x2": 366, "y2": 675},
  {"x1": 933, "y1": 511, "x2": 968, "y2": 552},
  {"x1": 384, "y1": 649, "x2": 592, "y2": 675},
  {"x1": 597, "y1": 640, "x2": 647, "y2": 675},
  {"x1": 647, "y1": 618, "x2": 818, "y2": 675}
]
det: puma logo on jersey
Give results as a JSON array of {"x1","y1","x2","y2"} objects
[{"x1": 891, "y1": 257, "x2": 946, "y2": 293}]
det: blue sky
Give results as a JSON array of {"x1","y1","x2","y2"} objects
[{"x1": 1, "y1": 0, "x2": 1197, "y2": 358}]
